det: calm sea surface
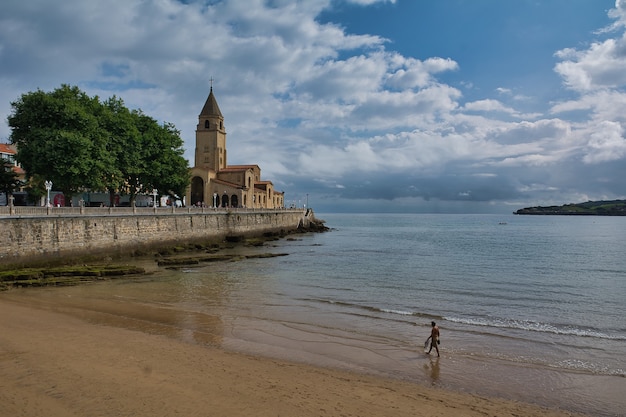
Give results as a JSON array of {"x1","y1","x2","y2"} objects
[{"x1": 5, "y1": 213, "x2": 625, "y2": 416}]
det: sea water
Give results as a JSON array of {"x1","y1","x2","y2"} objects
[
  {"x1": 224, "y1": 213, "x2": 625, "y2": 416},
  {"x1": 8, "y1": 213, "x2": 625, "y2": 416}
]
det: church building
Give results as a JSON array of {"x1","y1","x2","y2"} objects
[{"x1": 186, "y1": 88, "x2": 284, "y2": 209}]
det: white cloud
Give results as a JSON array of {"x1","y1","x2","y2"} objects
[
  {"x1": 582, "y1": 121, "x2": 626, "y2": 163},
  {"x1": 463, "y1": 99, "x2": 514, "y2": 114},
  {"x1": 598, "y1": 0, "x2": 626, "y2": 33},
  {"x1": 554, "y1": 34, "x2": 626, "y2": 91},
  {"x1": 386, "y1": 57, "x2": 458, "y2": 90},
  {"x1": 551, "y1": 90, "x2": 626, "y2": 124},
  {"x1": 461, "y1": 99, "x2": 540, "y2": 120},
  {"x1": 1, "y1": 0, "x2": 626, "y2": 212}
]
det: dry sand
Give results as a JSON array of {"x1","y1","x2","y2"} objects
[{"x1": 0, "y1": 298, "x2": 584, "y2": 417}]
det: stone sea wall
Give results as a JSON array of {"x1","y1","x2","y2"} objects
[{"x1": 0, "y1": 209, "x2": 310, "y2": 265}]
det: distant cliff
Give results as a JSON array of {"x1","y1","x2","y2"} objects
[{"x1": 515, "y1": 200, "x2": 626, "y2": 216}]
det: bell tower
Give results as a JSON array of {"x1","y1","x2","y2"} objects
[{"x1": 195, "y1": 86, "x2": 226, "y2": 172}]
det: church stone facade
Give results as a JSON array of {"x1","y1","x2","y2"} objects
[{"x1": 186, "y1": 88, "x2": 284, "y2": 209}]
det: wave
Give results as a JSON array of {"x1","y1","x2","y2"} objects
[
  {"x1": 473, "y1": 351, "x2": 626, "y2": 377},
  {"x1": 553, "y1": 358, "x2": 626, "y2": 377},
  {"x1": 304, "y1": 298, "x2": 442, "y2": 321},
  {"x1": 379, "y1": 308, "x2": 414, "y2": 316},
  {"x1": 304, "y1": 298, "x2": 626, "y2": 342},
  {"x1": 444, "y1": 316, "x2": 626, "y2": 341}
]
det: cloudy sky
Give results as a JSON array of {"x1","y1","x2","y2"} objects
[{"x1": 2, "y1": 0, "x2": 626, "y2": 213}]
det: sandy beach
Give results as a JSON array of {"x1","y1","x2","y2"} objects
[{"x1": 0, "y1": 296, "x2": 585, "y2": 417}]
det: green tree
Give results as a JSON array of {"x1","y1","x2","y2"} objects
[
  {"x1": 8, "y1": 84, "x2": 190, "y2": 206},
  {"x1": 133, "y1": 112, "x2": 189, "y2": 203},
  {"x1": 98, "y1": 96, "x2": 142, "y2": 205},
  {"x1": 0, "y1": 159, "x2": 21, "y2": 202},
  {"x1": 7, "y1": 85, "x2": 113, "y2": 203},
  {"x1": 23, "y1": 174, "x2": 46, "y2": 205}
]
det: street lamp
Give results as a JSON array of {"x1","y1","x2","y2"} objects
[
  {"x1": 152, "y1": 189, "x2": 158, "y2": 208},
  {"x1": 44, "y1": 180, "x2": 53, "y2": 207}
]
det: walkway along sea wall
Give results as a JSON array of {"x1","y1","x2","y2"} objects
[{"x1": 0, "y1": 208, "x2": 312, "y2": 266}]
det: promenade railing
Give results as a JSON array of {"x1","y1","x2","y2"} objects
[{"x1": 0, "y1": 206, "x2": 303, "y2": 218}]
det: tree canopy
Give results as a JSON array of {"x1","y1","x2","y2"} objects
[
  {"x1": 0, "y1": 160, "x2": 21, "y2": 198},
  {"x1": 7, "y1": 85, "x2": 189, "y2": 204}
]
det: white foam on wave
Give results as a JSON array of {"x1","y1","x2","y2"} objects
[
  {"x1": 444, "y1": 315, "x2": 624, "y2": 340},
  {"x1": 379, "y1": 308, "x2": 414, "y2": 316}
]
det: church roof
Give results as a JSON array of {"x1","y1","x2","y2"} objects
[
  {"x1": 212, "y1": 178, "x2": 241, "y2": 188},
  {"x1": 224, "y1": 164, "x2": 260, "y2": 171},
  {"x1": 200, "y1": 87, "x2": 223, "y2": 118}
]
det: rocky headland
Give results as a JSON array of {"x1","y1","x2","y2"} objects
[{"x1": 515, "y1": 199, "x2": 626, "y2": 215}]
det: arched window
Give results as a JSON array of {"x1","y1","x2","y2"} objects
[{"x1": 205, "y1": 120, "x2": 210, "y2": 128}]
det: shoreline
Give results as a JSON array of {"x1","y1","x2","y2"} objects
[{"x1": 0, "y1": 294, "x2": 584, "y2": 417}]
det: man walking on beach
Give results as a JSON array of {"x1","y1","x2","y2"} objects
[{"x1": 426, "y1": 321, "x2": 440, "y2": 357}]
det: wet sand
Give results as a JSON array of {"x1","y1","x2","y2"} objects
[{"x1": 0, "y1": 295, "x2": 584, "y2": 417}]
